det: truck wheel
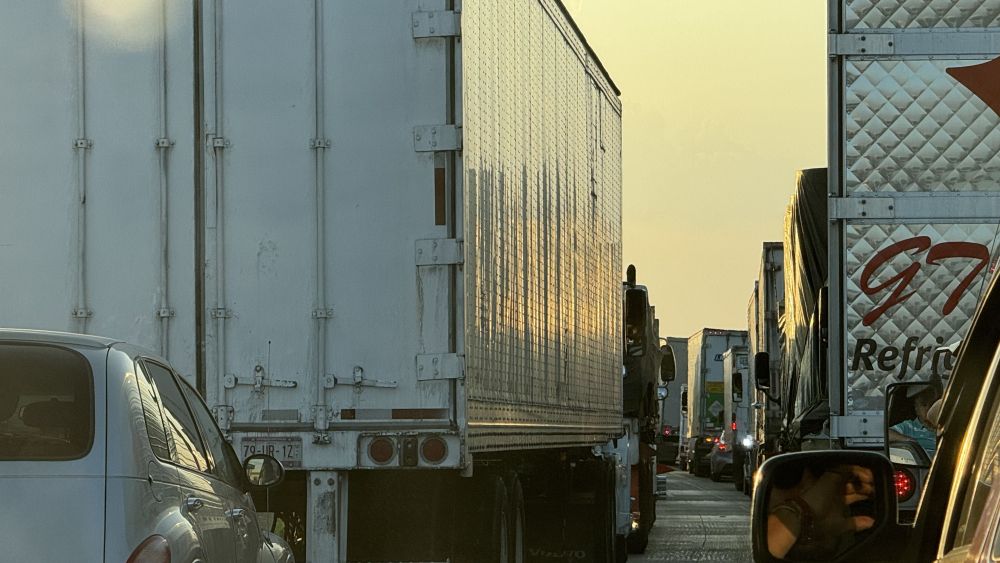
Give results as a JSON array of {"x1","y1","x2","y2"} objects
[
  {"x1": 626, "y1": 529, "x2": 648, "y2": 554},
  {"x1": 593, "y1": 460, "x2": 616, "y2": 562},
  {"x1": 459, "y1": 475, "x2": 509, "y2": 563},
  {"x1": 615, "y1": 535, "x2": 627, "y2": 563},
  {"x1": 506, "y1": 474, "x2": 525, "y2": 563}
]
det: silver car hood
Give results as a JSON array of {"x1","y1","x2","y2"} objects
[{"x1": 0, "y1": 475, "x2": 105, "y2": 561}]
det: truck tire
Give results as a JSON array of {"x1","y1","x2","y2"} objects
[
  {"x1": 593, "y1": 460, "x2": 616, "y2": 563},
  {"x1": 615, "y1": 535, "x2": 627, "y2": 563},
  {"x1": 626, "y1": 529, "x2": 648, "y2": 554},
  {"x1": 458, "y1": 475, "x2": 510, "y2": 563},
  {"x1": 733, "y1": 455, "x2": 744, "y2": 492},
  {"x1": 506, "y1": 474, "x2": 526, "y2": 563}
]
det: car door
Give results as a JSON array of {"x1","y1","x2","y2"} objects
[
  {"x1": 141, "y1": 360, "x2": 238, "y2": 561},
  {"x1": 176, "y1": 378, "x2": 269, "y2": 562},
  {"x1": 934, "y1": 340, "x2": 1000, "y2": 563}
]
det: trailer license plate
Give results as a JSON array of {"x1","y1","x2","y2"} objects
[{"x1": 240, "y1": 437, "x2": 302, "y2": 469}]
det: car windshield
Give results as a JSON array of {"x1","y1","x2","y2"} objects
[{"x1": 0, "y1": 343, "x2": 94, "y2": 461}]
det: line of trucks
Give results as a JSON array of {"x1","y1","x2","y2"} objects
[
  {"x1": 0, "y1": 1, "x2": 678, "y2": 562},
  {"x1": 666, "y1": 0, "x2": 1000, "y2": 520}
]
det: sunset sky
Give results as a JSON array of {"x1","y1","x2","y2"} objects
[{"x1": 564, "y1": 1, "x2": 828, "y2": 338}]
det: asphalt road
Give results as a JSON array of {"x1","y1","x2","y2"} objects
[{"x1": 631, "y1": 470, "x2": 753, "y2": 562}]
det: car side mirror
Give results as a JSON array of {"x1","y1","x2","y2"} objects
[
  {"x1": 660, "y1": 344, "x2": 676, "y2": 383},
  {"x1": 754, "y1": 352, "x2": 771, "y2": 391},
  {"x1": 751, "y1": 451, "x2": 896, "y2": 562},
  {"x1": 244, "y1": 454, "x2": 285, "y2": 488}
]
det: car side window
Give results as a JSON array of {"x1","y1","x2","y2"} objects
[
  {"x1": 143, "y1": 361, "x2": 210, "y2": 473},
  {"x1": 134, "y1": 362, "x2": 173, "y2": 461},
  {"x1": 950, "y1": 351, "x2": 1000, "y2": 548},
  {"x1": 177, "y1": 378, "x2": 243, "y2": 488}
]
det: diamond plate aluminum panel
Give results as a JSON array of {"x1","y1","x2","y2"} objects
[
  {"x1": 845, "y1": 59, "x2": 1000, "y2": 193},
  {"x1": 845, "y1": 0, "x2": 1000, "y2": 29},
  {"x1": 844, "y1": 223, "x2": 999, "y2": 413},
  {"x1": 461, "y1": 0, "x2": 623, "y2": 451}
]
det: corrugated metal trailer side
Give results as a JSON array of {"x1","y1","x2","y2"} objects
[
  {"x1": 461, "y1": 0, "x2": 623, "y2": 452},
  {"x1": 829, "y1": 0, "x2": 1000, "y2": 444},
  {"x1": 0, "y1": 2, "x2": 198, "y2": 378}
]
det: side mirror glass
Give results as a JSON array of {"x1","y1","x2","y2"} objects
[
  {"x1": 244, "y1": 454, "x2": 285, "y2": 488},
  {"x1": 733, "y1": 372, "x2": 744, "y2": 402},
  {"x1": 884, "y1": 382, "x2": 941, "y2": 467},
  {"x1": 754, "y1": 352, "x2": 771, "y2": 391},
  {"x1": 751, "y1": 451, "x2": 895, "y2": 562},
  {"x1": 624, "y1": 289, "x2": 648, "y2": 356},
  {"x1": 660, "y1": 344, "x2": 676, "y2": 383}
]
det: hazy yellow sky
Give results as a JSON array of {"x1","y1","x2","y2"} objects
[{"x1": 564, "y1": 1, "x2": 828, "y2": 338}]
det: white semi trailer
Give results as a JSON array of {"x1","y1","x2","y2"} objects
[{"x1": 0, "y1": 1, "x2": 627, "y2": 561}]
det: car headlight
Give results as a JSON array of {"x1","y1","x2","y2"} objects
[{"x1": 742, "y1": 436, "x2": 754, "y2": 449}]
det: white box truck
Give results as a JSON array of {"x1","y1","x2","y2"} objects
[
  {"x1": 0, "y1": 1, "x2": 628, "y2": 560},
  {"x1": 684, "y1": 328, "x2": 748, "y2": 477}
]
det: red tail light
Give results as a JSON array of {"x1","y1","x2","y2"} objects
[
  {"x1": 718, "y1": 443, "x2": 727, "y2": 452},
  {"x1": 662, "y1": 426, "x2": 672, "y2": 437},
  {"x1": 369, "y1": 437, "x2": 395, "y2": 465},
  {"x1": 894, "y1": 469, "x2": 916, "y2": 502},
  {"x1": 420, "y1": 436, "x2": 447, "y2": 464},
  {"x1": 127, "y1": 535, "x2": 170, "y2": 563}
]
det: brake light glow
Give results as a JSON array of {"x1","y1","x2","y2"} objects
[
  {"x1": 894, "y1": 468, "x2": 916, "y2": 502},
  {"x1": 717, "y1": 443, "x2": 727, "y2": 452},
  {"x1": 369, "y1": 437, "x2": 395, "y2": 465},
  {"x1": 127, "y1": 535, "x2": 170, "y2": 563}
]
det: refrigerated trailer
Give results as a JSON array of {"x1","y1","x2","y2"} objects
[
  {"x1": 752, "y1": 0, "x2": 1000, "y2": 517},
  {"x1": 0, "y1": 1, "x2": 627, "y2": 560}
]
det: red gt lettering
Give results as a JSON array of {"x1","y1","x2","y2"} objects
[{"x1": 860, "y1": 236, "x2": 990, "y2": 326}]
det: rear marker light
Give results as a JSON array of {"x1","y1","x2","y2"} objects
[
  {"x1": 127, "y1": 535, "x2": 170, "y2": 563},
  {"x1": 369, "y1": 437, "x2": 395, "y2": 465},
  {"x1": 420, "y1": 436, "x2": 448, "y2": 464},
  {"x1": 894, "y1": 469, "x2": 916, "y2": 502}
]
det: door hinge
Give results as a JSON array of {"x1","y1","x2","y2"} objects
[
  {"x1": 210, "y1": 308, "x2": 232, "y2": 319},
  {"x1": 415, "y1": 238, "x2": 463, "y2": 266},
  {"x1": 829, "y1": 33, "x2": 894, "y2": 56},
  {"x1": 412, "y1": 10, "x2": 460, "y2": 38},
  {"x1": 414, "y1": 125, "x2": 462, "y2": 152},
  {"x1": 829, "y1": 197, "x2": 895, "y2": 220},
  {"x1": 416, "y1": 353, "x2": 465, "y2": 381},
  {"x1": 831, "y1": 415, "x2": 883, "y2": 439}
]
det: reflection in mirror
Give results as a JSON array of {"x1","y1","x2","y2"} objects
[
  {"x1": 763, "y1": 457, "x2": 882, "y2": 561},
  {"x1": 244, "y1": 454, "x2": 284, "y2": 488}
]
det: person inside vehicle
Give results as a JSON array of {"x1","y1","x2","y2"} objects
[
  {"x1": 766, "y1": 464, "x2": 876, "y2": 560},
  {"x1": 888, "y1": 385, "x2": 940, "y2": 457}
]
